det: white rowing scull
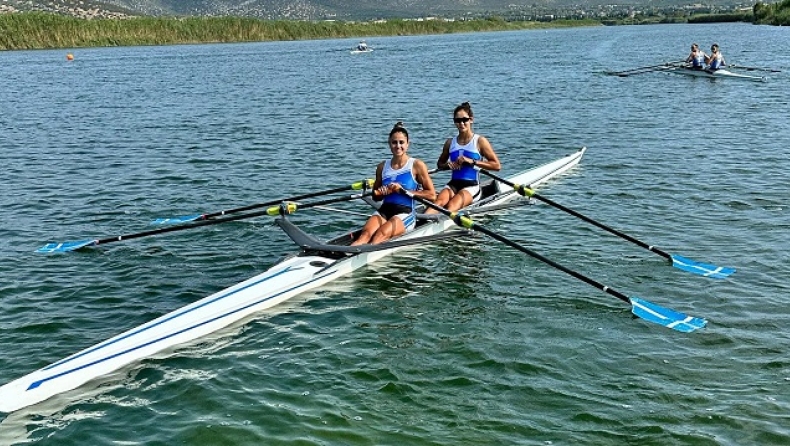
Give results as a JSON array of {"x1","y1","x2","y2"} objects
[
  {"x1": 660, "y1": 66, "x2": 767, "y2": 82},
  {"x1": 0, "y1": 148, "x2": 586, "y2": 414}
]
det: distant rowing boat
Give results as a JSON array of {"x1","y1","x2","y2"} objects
[
  {"x1": 660, "y1": 66, "x2": 767, "y2": 82},
  {"x1": 0, "y1": 148, "x2": 585, "y2": 413},
  {"x1": 351, "y1": 41, "x2": 372, "y2": 54},
  {"x1": 606, "y1": 62, "x2": 770, "y2": 82}
]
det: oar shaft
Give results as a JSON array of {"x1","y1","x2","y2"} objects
[
  {"x1": 195, "y1": 180, "x2": 373, "y2": 221},
  {"x1": 69, "y1": 192, "x2": 374, "y2": 248},
  {"x1": 609, "y1": 60, "x2": 684, "y2": 76},
  {"x1": 94, "y1": 209, "x2": 270, "y2": 245},
  {"x1": 403, "y1": 191, "x2": 705, "y2": 332},
  {"x1": 731, "y1": 64, "x2": 781, "y2": 72},
  {"x1": 408, "y1": 193, "x2": 630, "y2": 303},
  {"x1": 479, "y1": 169, "x2": 672, "y2": 262},
  {"x1": 264, "y1": 192, "x2": 373, "y2": 216},
  {"x1": 467, "y1": 218, "x2": 631, "y2": 304}
]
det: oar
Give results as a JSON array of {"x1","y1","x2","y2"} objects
[
  {"x1": 403, "y1": 191, "x2": 706, "y2": 332},
  {"x1": 150, "y1": 179, "x2": 374, "y2": 225},
  {"x1": 37, "y1": 192, "x2": 372, "y2": 253},
  {"x1": 729, "y1": 64, "x2": 781, "y2": 73},
  {"x1": 478, "y1": 169, "x2": 734, "y2": 279},
  {"x1": 606, "y1": 61, "x2": 684, "y2": 77}
]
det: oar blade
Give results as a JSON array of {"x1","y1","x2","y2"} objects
[
  {"x1": 670, "y1": 254, "x2": 735, "y2": 279},
  {"x1": 150, "y1": 214, "x2": 203, "y2": 225},
  {"x1": 630, "y1": 297, "x2": 707, "y2": 333},
  {"x1": 36, "y1": 239, "x2": 97, "y2": 253}
]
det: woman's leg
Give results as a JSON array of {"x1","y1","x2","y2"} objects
[
  {"x1": 444, "y1": 189, "x2": 473, "y2": 212},
  {"x1": 370, "y1": 217, "x2": 406, "y2": 245},
  {"x1": 425, "y1": 187, "x2": 453, "y2": 214},
  {"x1": 351, "y1": 215, "x2": 386, "y2": 245}
]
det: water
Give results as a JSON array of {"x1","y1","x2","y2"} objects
[{"x1": 1, "y1": 22, "x2": 789, "y2": 445}]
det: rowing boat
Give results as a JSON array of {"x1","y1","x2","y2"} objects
[
  {"x1": 660, "y1": 66, "x2": 767, "y2": 82},
  {"x1": 0, "y1": 147, "x2": 586, "y2": 413}
]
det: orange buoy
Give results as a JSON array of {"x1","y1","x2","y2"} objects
[{"x1": 66, "y1": 53, "x2": 74, "y2": 61}]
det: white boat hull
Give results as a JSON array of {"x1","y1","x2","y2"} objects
[
  {"x1": 662, "y1": 66, "x2": 767, "y2": 82},
  {"x1": 0, "y1": 147, "x2": 585, "y2": 413}
]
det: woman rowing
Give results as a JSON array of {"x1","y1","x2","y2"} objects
[
  {"x1": 705, "y1": 43, "x2": 726, "y2": 71},
  {"x1": 686, "y1": 43, "x2": 707, "y2": 70},
  {"x1": 351, "y1": 122, "x2": 435, "y2": 245},
  {"x1": 426, "y1": 101, "x2": 501, "y2": 214}
]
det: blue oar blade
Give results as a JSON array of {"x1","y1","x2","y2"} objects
[
  {"x1": 630, "y1": 297, "x2": 707, "y2": 333},
  {"x1": 670, "y1": 254, "x2": 735, "y2": 279},
  {"x1": 150, "y1": 214, "x2": 203, "y2": 225},
  {"x1": 36, "y1": 240, "x2": 97, "y2": 253}
]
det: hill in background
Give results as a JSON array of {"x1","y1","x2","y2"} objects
[{"x1": 0, "y1": 0, "x2": 766, "y2": 20}]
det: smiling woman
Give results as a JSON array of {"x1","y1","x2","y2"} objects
[
  {"x1": 427, "y1": 101, "x2": 501, "y2": 214},
  {"x1": 350, "y1": 121, "x2": 436, "y2": 246}
]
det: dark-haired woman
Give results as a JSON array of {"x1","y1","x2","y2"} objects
[
  {"x1": 428, "y1": 102, "x2": 501, "y2": 214},
  {"x1": 705, "y1": 44, "x2": 725, "y2": 71},
  {"x1": 351, "y1": 122, "x2": 436, "y2": 246},
  {"x1": 686, "y1": 43, "x2": 706, "y2": 70}
]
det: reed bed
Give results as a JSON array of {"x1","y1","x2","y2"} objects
[{"x1": 0, "y1": 13, "x2": 599, "y2": 51}]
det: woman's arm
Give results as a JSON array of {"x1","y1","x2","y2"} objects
[
  {"x1": 476, "y1": 136, "x2": 501, "y2": 171},
  {"x1": 412, "y1": 159, "x2": 436, "y2": 201},
  {"x1": 372, "y1": 162, "x2": 386, "y2": 201},
  {"x1": 436, "y1": 139, "x2": 452, "y2": 169}
]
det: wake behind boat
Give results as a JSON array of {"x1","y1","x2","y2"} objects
[{"x1": 0, "y1": 148, "x2": 585, "y2": 414}]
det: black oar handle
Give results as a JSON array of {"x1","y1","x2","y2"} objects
[{"x1": 478, "y1": 169, "x2": 673, "y2": 263}]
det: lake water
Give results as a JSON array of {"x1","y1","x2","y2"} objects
[{"x1": 1, "y1": 22, "x2": 789, "y2": 445}]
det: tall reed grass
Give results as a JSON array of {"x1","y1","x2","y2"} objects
[{"x1": 0, "y1": 13, "x2": 599, "y2": 51}]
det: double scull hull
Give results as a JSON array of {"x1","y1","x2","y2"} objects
[
  {"x1": 661, "y1": 66, "x2": 767, "y2": 82},
  {"x1": 0, "y1": 147, "x2": 585, "y2": 413}
]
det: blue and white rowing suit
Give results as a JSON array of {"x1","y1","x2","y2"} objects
[
  {"x1": 377, "y1": 157, "x2": 418, "y2": 230},
  {"x1": 690, "y1": 52, "x2": 705, "y2": 69},
  {"x1": 708, "y1": 53, "x2": 724, "y2": 70},
  {"x1": 445, "y1": 134, "x2": 483, "y2": 201}
]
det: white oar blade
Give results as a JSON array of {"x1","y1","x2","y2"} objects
[
  {"x1": 630, "y1": 297, "x2": 707, "y2": 333},
  {"x1": 150, "y1": 214, "x2": 203, "y2": 225},
  {"x1": 36, "y1": 240, "x2": 96, "y2": 253},
  {"x1": 670, "y1": 254, "x2": 735, "y2": 279}
]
